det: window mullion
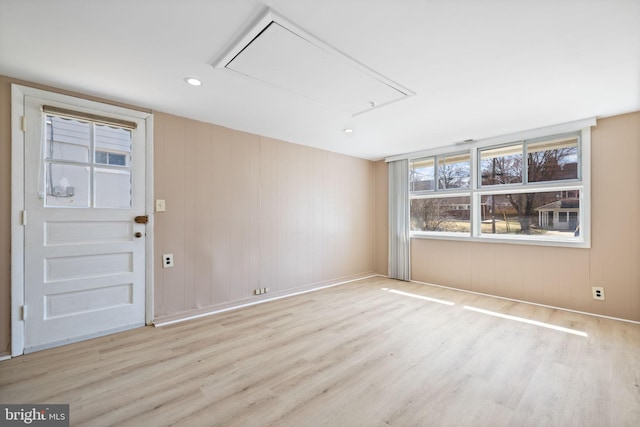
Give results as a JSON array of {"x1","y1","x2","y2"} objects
[
  {"x1": 470, "y1": 147, "x2": 478, "y2": 237},
  {"x1": 434, "y1": 155, "x2": 439, "y2": 191},
  {"x1": 90, "y1": 122, "x2": 96, "y2": 208},
  {"x1": 523, "y1": 142, "x2": 528, "y2": 185}
]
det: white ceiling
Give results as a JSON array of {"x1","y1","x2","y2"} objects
[{"x1": 1, "y1": 0, "x2": 638, "y2": 160}]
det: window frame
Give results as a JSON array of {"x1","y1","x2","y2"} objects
[
  {"x1": 410, "y1": 192, "x2": 472, "y2": 237},
  {"x1": 410, "y1": 150, "x2": 472, "y2": 195},
  {"x1": 406, "y1": 123, "x2": 592, "y2": 248},
  {"x1": 44, "y1": 113, "x2": 134, "y2": 209}
]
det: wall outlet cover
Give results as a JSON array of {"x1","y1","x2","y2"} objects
[
  {"x1": 163, "y1": 253, "x2": 174, "y2": 268},
  {"x1": 592, "y1": 286, "x2": 605, "y2": 300}
]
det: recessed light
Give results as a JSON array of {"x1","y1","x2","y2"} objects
[
  {"x1": 185, "y1": 77, "x2": 202, "y2": 86},
  {"x1": 343, "y1": 128, "x2": 354, "y2": 133}
]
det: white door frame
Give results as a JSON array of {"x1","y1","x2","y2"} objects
[{"x1": 10, "y1": 84, "x2": 155, "y2": 356}]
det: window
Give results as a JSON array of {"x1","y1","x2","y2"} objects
[
  {"x1": 410, "y1": 157, "x2": 435, "y2": 192},
  {"x1": 480, "y1": 145, "x2": 523, "y2": 185},
  {"x1": 438, "y1": 153, "x2": 471, "y2": 190},
  {"x1": 410, "y1": 152, "x2": 471, "y2": 235},
  {"x1": 411, "y1": 196, "x2": 471, "y2": 233},
  {"x1": 45, "y1": 115, "x2": 133, "y2": 208},
  {"x1": 408, "y1": 128, "x2": 590, "y2": 246},
  {"x1": 96, "y1": 151, "x2": 127, "y2": 166},
  {"x1": 479, "y1": 190, "x2": 580, "y2": 237}
]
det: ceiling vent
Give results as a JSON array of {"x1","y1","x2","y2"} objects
[{"x1": 211, "y1": 9, "x2": 414, "y2": 116}]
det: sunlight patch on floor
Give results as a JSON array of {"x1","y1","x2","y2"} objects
[
  {"x1": 463, "y1": 305, "x2": 588, "y2": 337},
  {"x1": 381, "y1": 287, "x2": 588, "y2": 337},
  {"x1": 381, "y1": 288, "x2": 455, "y2": 306}
]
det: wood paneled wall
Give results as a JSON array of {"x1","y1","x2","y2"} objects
[{"x1": 153, "y1": 112, "x2": 376, "y2": 320}]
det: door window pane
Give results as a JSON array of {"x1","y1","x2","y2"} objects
[
  {"x1": 46, "y1": 163, "x2": 90, "y2": 207},
  {"x1": 95, "y1": 168, "x2": 132, "y2": 208},
  {"x1": 95, "y1": 123, "x2": 131, "y2": 167},
  {"x1": 46, "y1": 115, "x2": 90, "y2": 162}
]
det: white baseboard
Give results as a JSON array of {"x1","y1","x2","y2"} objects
[
  {"x1": 154, "y1": 273, "x2": 381, "y2": 327},
  {"x1": 410, "y1": 279, "x2": 640, "y2": 325}
]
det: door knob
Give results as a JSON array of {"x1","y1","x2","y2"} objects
[{"x1": 135, "y1": 232, "x2": 143, "y2": 238}]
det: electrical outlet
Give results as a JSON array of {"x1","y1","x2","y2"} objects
[
  {"x1": 592, "y1": 286, "x2": 605, "y2": 301},
  {"x1": 163, "y1": 254, "x2": 174, "y2": 268}
]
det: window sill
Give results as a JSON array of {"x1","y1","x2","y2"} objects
[{"x1": 410, "y1": 232, "x2": 590, "y2": 249}]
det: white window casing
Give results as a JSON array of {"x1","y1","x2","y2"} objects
[{"x1": 389, "y1": 118, "x2": 594, "y2": 248}]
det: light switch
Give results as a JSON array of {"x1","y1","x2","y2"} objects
[{"x1": 156, "y1": 199, "x2": 166, "y2": 212}]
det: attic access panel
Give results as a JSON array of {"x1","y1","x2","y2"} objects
[{"x1": 213, "y1": 11, "x2": 414, "y2": 116}]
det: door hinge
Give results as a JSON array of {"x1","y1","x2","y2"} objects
[
  {"x1": 22, "y1": 210, "x2": 27, "y2": 226},
  {"x1": 20, "y1": 305, "x2": 27, "y2": 320},
  {"x1": 21, "y1": 115, "x2": 26, "y2": 132}
]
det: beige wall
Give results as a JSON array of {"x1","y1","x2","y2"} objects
[
  {"x1": 153, "y1": 112, "x2": 376, "y2": 320},
  {"x1": 407, "y1": 112, "x2": 640, "y2": 322}
]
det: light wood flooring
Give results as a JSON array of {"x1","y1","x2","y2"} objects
[{"x1": 1, "y1": 276, "x2": 639, "y2": 426}]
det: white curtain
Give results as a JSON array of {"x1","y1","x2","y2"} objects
[{"x1": 388, "y1": 159, "x2": 410, "y2": 281}]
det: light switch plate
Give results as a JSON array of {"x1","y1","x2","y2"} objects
[{"x1": 156, "y1": 199, "x2": 166, "y2": 212}]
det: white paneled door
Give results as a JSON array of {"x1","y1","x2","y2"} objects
[{"x1": 21, "y1": 94, "x2": 148, "y2": 353}]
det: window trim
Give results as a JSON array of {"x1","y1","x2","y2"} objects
[{"x1": 401, "y1": 119, "x2": 593, "y2": 248}]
